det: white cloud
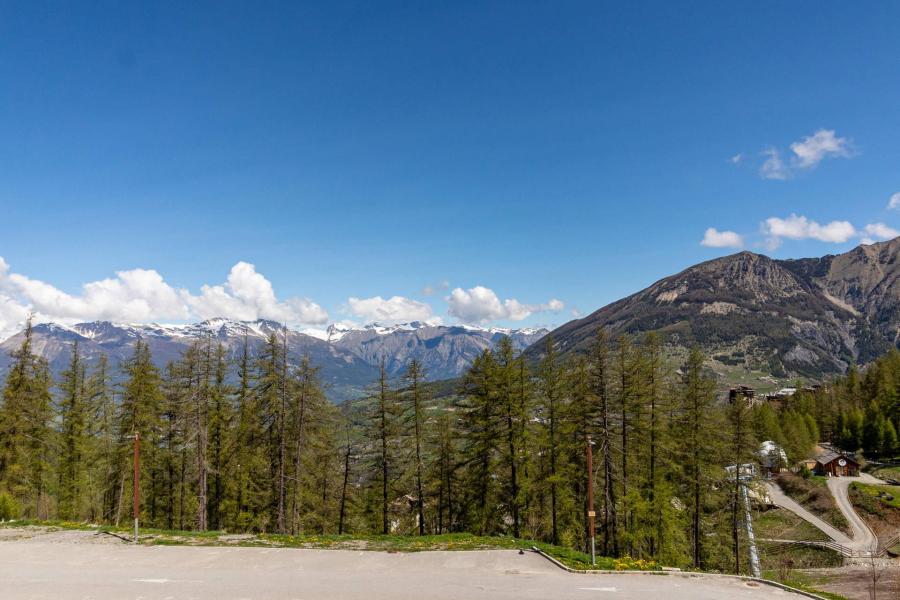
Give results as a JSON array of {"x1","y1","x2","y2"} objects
[
  {"x1": 446, "y1": 286, "x2": 564, "y2": 324},
  {"x1": 863, "y1": 222, "x2": 900, "y2": 241},
  {"x1": 8, "y1": 267, "x2": 189, "y2": 323},
  {"x1": 762, "y1": 214, "x2": 856, "y2": 244},
  {"x1": 888, "y1": 192, "x2": 900, "y2": 210},
  {"x1": 0, "y1": 259, "x2": 31, "y2": 340},
  {"x1": 347, "y1": 295, "x2": 434, "y2": 323},
  {"x1": 0, "y1": 258, "x2": 328, "y2": 339},
  {"x1": 789, "y1": 129, "x2": 851, "y2": 169},
  {"x1": 760, "y1": 148, "x2": 790, "y2": 180},
  {"x1": 187, "y1": 262, "x2": 327, "y2": 325},
  {"x1": 730, "y1": 153, "x2": 744, "y2": 165},
  {"x1": 759, "y1": 215, "x2": 898, "y2": 249},
  {"x1": 700, "y1": 228, "x2": 744, "y2": 248},
  {"x1": 758, "y1": 130, "x2": 852, "y2": 180}
]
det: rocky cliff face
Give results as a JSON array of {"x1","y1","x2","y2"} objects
[{"x1": 529, "y1": 239, "x2": 900, "y2": 379}]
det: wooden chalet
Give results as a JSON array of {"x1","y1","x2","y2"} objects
[{"x1": 813, "y1": 449, "x2": 859, "y2": 477}]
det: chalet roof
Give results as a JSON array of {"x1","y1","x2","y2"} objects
[{"x1": 815, "y1": 450, "x2": 858, "y2": 466}]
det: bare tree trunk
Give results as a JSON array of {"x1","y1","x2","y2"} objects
[{"x1": 338, "y1": 430, "x2": 351, "y2": 535}]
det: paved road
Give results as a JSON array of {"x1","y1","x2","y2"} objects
[
  {"x1": 0, "y1": 540, "x2": 811, "y2": 599},
  {"x1": 827, "y1": 475, "x2": 880, "y2": 552},
  {"x1": 765, "y1": 481, "x2": 853, "y2": 545}
]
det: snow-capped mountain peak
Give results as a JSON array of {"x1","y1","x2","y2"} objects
[{"x1": 1, "y1": 317, "x2": 550, "y2": 402}]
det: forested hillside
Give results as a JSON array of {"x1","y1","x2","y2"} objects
[{"x1": 0, "y1": 318, "x2": 897, "y2": 572}]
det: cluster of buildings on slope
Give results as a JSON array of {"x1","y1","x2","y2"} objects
[
  {"x1": 725, "y1": 384, "x2": 861, "y2": 478},
  {"x1": 755, "y1": 441, "x2": 860, "y2": 478},
  {"x1": 727, "y1": 384, "x2": 824, "y2": 409}
]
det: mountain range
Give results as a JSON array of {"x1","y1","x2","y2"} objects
[
  {"x1": 3, "y1": 238, "x2": 899, "y2": 400},
  {"x1": 0, "y1": 318, "x2": 547, "y2": 402},
  {"x1": 528, "y1": 237, "x2": 900, "y2": 384}
]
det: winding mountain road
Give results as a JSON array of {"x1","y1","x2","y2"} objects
[
  {"x1": 826, "y1": 475, "x2": 880, "y2": 552},
  {"x1": 766, "y1": 474, "x2": 883, "y2": 554},
  {"x1": 764, "y1": 481, "x2": 852, "y2": 545}
]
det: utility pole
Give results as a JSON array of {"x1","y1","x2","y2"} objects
[
  {"x1": 133, "y1": 431, "x2": 140, "y2": 544},
  {"x1": 586, "y1": 435, "x2": 596, "y2": 567}
]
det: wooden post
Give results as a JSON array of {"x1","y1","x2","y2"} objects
[
  {"x1": 133, "y1": 431, "x2": 140, "y2": 544},
  {"x1": 586, "y1": 435, "x2": 595, "y2": 566}
]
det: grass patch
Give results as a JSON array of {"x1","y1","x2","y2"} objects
[
  {"x1": 851, "y1": 483, "x2": 900, "y2": 509},
  {"x1": 754, "y1": 507, "x2": 829, "y2": 541},
  {"x1": 849, "y1": 482, "x2": 900, "y2": 547}
]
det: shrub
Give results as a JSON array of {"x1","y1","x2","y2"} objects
[{"x1": 0, "y1": 492, "x2": 21, "y2": 520}]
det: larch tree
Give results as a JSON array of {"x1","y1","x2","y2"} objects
[
  {"x1": 0, "y1": 319, "x2": 53, "y2": 517},
  {"x1": 677, "y1": 348, "x2": 719, "y2": 569},
  {"x1": 589, "y1": 329, "x2": 618, "y2": 556},
  {"x1": 115, "y1": 340, "x2": 163, "y2": 526},
  {"x1": 537, "y1": 336, "x2": 565, "y2": 545},
  {"x1": 403, "y1": 359, "x2": 428, "y2": 535},
  {"x1": 57, "y1": 339, "x2": 89, "y2": 520}
]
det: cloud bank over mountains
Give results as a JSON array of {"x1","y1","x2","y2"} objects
[
  {"x1": 0, "y1": 258, "x2": 567, "y2": 340},
  {"x1": 0, "y1": 259, "x2": 328, "y2": 340}
]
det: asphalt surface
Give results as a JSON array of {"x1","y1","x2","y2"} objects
[
  {"x1": 765, "y1": 481, "x2": 853, "y2": 544},
  {"x1": 0, "y1": 540, "x2": 812, "y2": 599},
  {"x1": 827, "y1": 475, "x2": 880, "y2": 552}
]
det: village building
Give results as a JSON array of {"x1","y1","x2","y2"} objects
[
  {"x1": 728, "y1": 385, "x2": 760, "y2": 407},
  {"x1": 812, "y1": 449, "x2": 859, "y2": 477}
]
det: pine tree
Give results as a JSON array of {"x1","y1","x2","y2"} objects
[
  {"x1": 404, "y1": 359, "x2": 427, "y2": 535},
  {"x1": 87, "y1": 355, "x2": 117, "y2": 521},
  {"x1": 232, "y1": 335, "x2": 267, "y2": 530},
  {"x1": 58, "y1": 340, "x2": 89, "y2": 519},
  {"x1": 538, "y1": 337, "x2": 564, "y2": 545},
  {"x1": 677, "y1": 348, "x2": 719, "y2": 569},
  {"x1": 458, "y1": 349, "x2": 500, "y2": 535},
  {"x1": 208, "y1": 343, "x2": 230, "y2": 531},
  {"x1": 373, "y1": 358, "x2": 396, "y2": 534},
  {"x1": 432, "y1": 411, "x2": 456, "y2": 534},
  {"x1": 254, "y1": 332, "x2": 288, "y2": 532},
  {"x1": 115, "y1": 340, "x2": 163, "y2": 526},
  {"x1": 0, "y1": 320, "x2": 53, "y2": 517},
  {"x1": 727, "y1": 393, "x2": 755, "y2": 574},
  {"x1": 615, "y1": 334, "x2": 634, "y2": 548},
  {"x1": 642, "y1": 332, "x2": 666, "y2": 559},
  {"x1": 494, "y1": 336, "x2": 527, "y2": 539},
  {"x1": 589, "y1": 329, "x2": 618, "y2": 556}
]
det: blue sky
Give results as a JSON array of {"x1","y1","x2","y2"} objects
[{"x1": 1, "y1": 1, "x2": 898, "y2": 337}]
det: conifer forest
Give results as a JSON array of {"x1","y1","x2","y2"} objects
[{"x1": 1, "y1": 319, "x2": 898, "y2": 573}]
